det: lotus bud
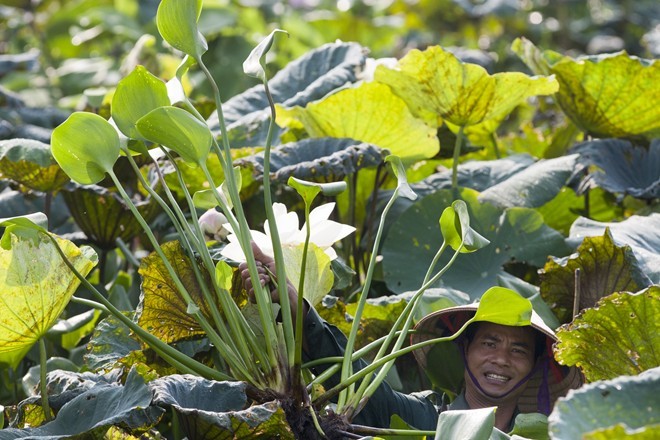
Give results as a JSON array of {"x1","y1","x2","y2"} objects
[{"x1": 199, "y1": 209, "x2": 229, "y2": 241}]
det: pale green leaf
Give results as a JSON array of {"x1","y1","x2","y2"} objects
[
  {"x1": 283, "y1": 243, "x2": 333, "y2": 307},
  {"x1": 243, "y1": 29, "x2": 288, "y2": 81},
  {"x1": 156, "y1": 0, "x2": 207, "y2": 59}
]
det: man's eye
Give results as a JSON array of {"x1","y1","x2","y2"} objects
[{"x1": 482, "y1": 341, "x2": 495, "y2": 348}]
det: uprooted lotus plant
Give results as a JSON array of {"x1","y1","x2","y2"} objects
[{"x1": 0, "y1": 1, "x2": 488, "y2": 438}]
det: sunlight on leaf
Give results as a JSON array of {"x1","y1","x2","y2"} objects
[
  {"x1": 0, "y1": 139, "x2": 70, "y2": 192},
  {"x1": 440, "y1": 200, "x2": 489, "y2": 253},
  {"x1": 385, "y1": 155, "x2": 417, "y2": 201},
  {"x1": 156, "y1": 0, "x2": 207, "y2": 59},
  {"x1": 513, "y1": 38, "x2": 660, "y2": 140},
  {"x1": 540, "y1": 229, "x2": 652, "y2": 323},
  {"x1": 375, "y1": 45, "x2": 558, "y2": 127},
  {"x1": 51, "y1": 112, "x2": 120, "y2": 185},
  {"x1": 276, "y1": 82, "x2": 439, "y2": 161},
  {"x1": 473, "y1": 287, "x2": 533, "y2": 327},
  {"x1": 283, "y1": 243, "x2": 333, "y2": 307},
  {"x1": 554, "y1": 287, "x2": 659, "y2": 382},
  {"x1": 136, "y1": 106, "x2": 212, "y2": 166},
  {"x1": 112, "y1": 65, "x2": 170, "y2": 140},
  {"x1": 0, "y1": 231, "x2": 97, "y2": 368}
]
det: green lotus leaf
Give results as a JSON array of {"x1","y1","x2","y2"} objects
[
  {"x1": 61, "y1": 183, "x2": 160, "y2": 250},
  {"x1": 439, "y1": 199, "x2": 490, "y2": 254},
  {"x1": 573, "y1": 139, "x2": 660, "y2": 200},
  {"x1": 540, "y1": 229, "x2": 651, "y2": 323},
  {"x1": 0, "y1": 368, "x2": 164, "y2": 439},
  {"x1": 112, "y1": 65, "x2": 170, "y2": 140},
  {"x1": 282, "y1": 243, "x2": 333, "y2": 307},
  {"x1": 382, "y1": 188, "x2": 569, "y2": 296},
  {"x1": 0, "y1": 231, "x2": 97, "y2": 369},
  {"x1": 374, "y1": 45, "x2": 558, "y2": 127},
  {"x1": 150, "y1": 375, "x2": 293, "y2": 438},
  {"x1": 434, "y1": 407, "x2": 496, "y2": 440},
  {"x1": 513, "y1": 38, "x2": 660, "y2": 140},
  {"x1": 156, "y1": 0, "x2": 207, "y2": 59},
  {"x1": 48, "y1": 308, "x2": 102, "y2": 350},
  {"x1": 243, "y1": 29, "x2": 288, "y2": 81},
  {"x1": 51, "y1": 112, "x2": 120, "y2": 185},
  {"x1": 22, "y1": 357, "x2": 79, "y2": 398},
  {"x1": 554, "y1": 287, "x2": 659, "y2": 382},
  {"x1": 548, "y1": 367, "x2": 660, "y2": 440},
  {"x1": 478, "y1": 154, "x2": 578, "y2": 209},
  {"x1": 276, "y1": 82, "x2": 439, "y2": 161},
  {"x1": 137, "y1": 241, "x2": 229, "y2": 344},
  {"x1": 136, "y1": 106, "x2": 212, "y2": 166},
  {"x1": 568, "y1": 214, "x2": 660, "y2": 284},
  {"x1": 85, "y1": 314, "x2": 142, "y2": 371},
  {"x1": 473, "y1": 287, "x2": 533, "y2": 327},
  {"x1": 385, "y1": 155, "x2": 417, "y2": 201},
  {"x1": 239, "y1": 137, "x2": 386, "y2": 183},
  {"x1": 0, "y1": 139, "x2": 70, "y2": 192}
]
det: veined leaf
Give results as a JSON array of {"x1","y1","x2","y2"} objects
[
  {"x1": 282, "y1": 243, "x2": 333, "y2": 307},
  {"x1": 554, "y1": 287, "x2": 659, "y2": 382},
  {"x1": 51, "y1": 112, "x2": 120, "y2": 185},
  {"x1": 549, "y1": 367, "x2": 660, "y2": 440},
  {"x1": 0, "y1": 231, "x2": 97, "y2": 368},
  {"x1": 473, "y1": 287, "x2": 532, "y2": 327},
  {"x1": 513, "y1": 38, "x2": 660, "y2": 140},
  {"x1": 136, "y1": 106, "x2": 212, "y2": 166},
  {"x1": 374, "y1": 45, "x2": 558, "y2": 127},
  {"x1": 112, "y1": 65, "x2": 170, "y2": 140},
  {"x1": 276, "y1": 82, "x2": 439, "y2": 161},
  {"x1": 540, "y1": 230, "x2": 652, "y2": 323},
  {"x1": 0, "y1": 139, "x2": 70, "y2": 192},
  {"x1": 156, "y1": 0, "x2": 207, "y2": 59}
]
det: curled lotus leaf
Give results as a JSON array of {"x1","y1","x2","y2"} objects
[
  {"x1": 374, "y1": 45, "x2": 558, "y2": 127},
  {"x1": 61, "y1": 182, "x2": 160, "y2": 250},
  {"x1": 0, "y1": 231, "x2": 97, "y2": 369},
  {"x1": 0, "y1": 139, "x2": 69, "y2": 192},
  {"x1": 513, "y1": 37, "x2": 660, "y2": 140},
  {"x1": 572, "y1": 138, "x2": 660, "y2": 200},
  {"x1": 540, "y1": 229, "x2": 652, "y2": 323},
  {"x1": 238, "y1": 137, "x2": 386, "y2": 183},
  {"x1": 554, "y1": 287, "x2": 660, "y2": 382},
  {"x1": 276, "y1": 81, "x2": 439, "y2": 161}
]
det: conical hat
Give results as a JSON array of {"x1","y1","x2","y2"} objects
[{"x1": 411, "y1": 296, "x2": 583, "y2": 414}]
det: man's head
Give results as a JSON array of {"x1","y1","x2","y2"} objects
[{"x1": 462, "y1": 322, "x2": 538, "y2": 406}]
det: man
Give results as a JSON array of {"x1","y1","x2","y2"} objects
[{"x1": 240, "y1": 245, "x2": 583, "y2": 432}]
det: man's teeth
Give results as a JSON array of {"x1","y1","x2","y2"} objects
[{"x1": 486, "y1": 373, "x2": 509, "y2": 382}]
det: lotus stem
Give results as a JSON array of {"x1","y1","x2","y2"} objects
[
  {"x1": 39, "y1": 338, "x2": 52, "y2": 422},
  {"x1": 451, "y1": 126, "x2": 465, "y2": 197}
]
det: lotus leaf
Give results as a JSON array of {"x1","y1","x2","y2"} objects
[
  {"x1": 513, "y1": 38, "x2": 660, "y2": 140},
  {"x1": 540, "y1": 229, "x2": 651, "y2": 323},
  {"x1": 382, "y1": 189, "x2": 569, "y2": 296},
  {"x1": 85, "y1": 314, "x2": 141, "y2": 371},
  {"x1": 0, "y1": 230, "x2": 97, "y2": 369},
  {"x1": 276, "y1": 82, "x2": 439, "y2": 161},
  {"x1": 554, "y1": 287, "x2": 659, "y2": 382},
  {"x1": 567, "y1": 214, "x2": 660, "y2": 283},
  {"x1": 50, "y1": 112, "x2": 120, "y2": 185},
  {"x1": 112, "y1": 65, "x2": 170, "y2": 140},
  {"x1": 434, "y1": 407, "x2": 496, "y2": 440},
  {"x1": 374, "y1": 45, "x2": 557, "y2": 127},
  {"x1": 239, "y1": 137, "x2": 386, "y2": 183},
  {"x1": 548, "y1": 367, "x2": 660, "y2": 440},
  {"x1": 150, "y1": 375, "x2": 293, "y2": 439},
  {"x1": 572, "y1": 138, "x2": 660, "y2": 200},
  {"x1": 282, "y1": 243, "x2": 334, "y2": 307},
  {"x1": 478, "y1": 154, "x2": 578, "y2": 209},
  {"x1": 0, "y1": 139, "x2": 69, "y2": 192},
  {"x1": 0, "y1": 368, "x2": 164, "y2": 439},
  {"x1": 137, "y1": 241, "x2": 218, "y2": 344},
  {"x1": 156, "y1": 0, "x2": 207, "y2": 59},
  {"x1": 243, "y1": 29, "x2": 288, "y2": 81},
  {"x1": 61, "y1": 183, "x2": 160, "y2": 250}
]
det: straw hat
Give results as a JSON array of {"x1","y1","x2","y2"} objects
[{"x1": 411, "y1": 289, "x2": 583, "y2": 415}]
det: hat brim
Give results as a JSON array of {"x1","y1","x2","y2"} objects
[{"x1": 411, "y1": 304, "x2": 583, "y2": 414}]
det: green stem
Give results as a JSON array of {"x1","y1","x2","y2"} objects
[
  {"x1": 39, "y1": 338, "x2": 52, "y2": 422},
  {"x1": 451, "y1": 126, "x2": 465, "y2": 197},
  {"x1": 350, "y1": 424, "x2": 435, "y2": 437}
]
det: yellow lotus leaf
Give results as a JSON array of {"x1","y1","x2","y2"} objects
[
  {"x1": 276, "y1": 82, "x2": 439, "y2": 161},
  {"x1": 374, "y1": 45, "x2": 558, "y2": 127},
  {"x1": 0, "y1": 231, "x2": 97, "y2": 368},
  {"x1": 513, "y1": 37, "x2": 660, "y2": 140}
]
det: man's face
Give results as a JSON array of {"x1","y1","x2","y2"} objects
[{"x1": 464, "y1": 322, "x2": 537, "y2": 400}]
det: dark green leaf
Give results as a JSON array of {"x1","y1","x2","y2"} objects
[
  {"x1": 239, "y1": 137, "x2": 386, "y2": 183},
  {"x1": 573, "y1": 138, "x2": 660, "y2": 200},
  {"x1": 382, "y1": 189, "x2": 569, "y2": 296},
  {"x1": 555, "y1": 287, "x2": 660, "y2": 382},
  {"x1": 548, "y1": 366, "x2": 660, "y2": 439},
  {"x1": 568, "y1": 214, "x2": 660, "y2": 283},
  {"x1": 21, "y1": 357, "x2": 79, "y2": 398},
  {"x1": 478, "y1": 154, "x2": 578, "y2": 208},
  {"x1": 540, "y1": 230, "x2": 652, "y2": 323},
  {"x1": 85, "y1": 314, "x2": 142, "y2": 371}
]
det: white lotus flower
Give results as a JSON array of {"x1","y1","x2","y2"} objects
[{"x1": 220, "y1": 202, "x2": 355, "y2": 262}]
